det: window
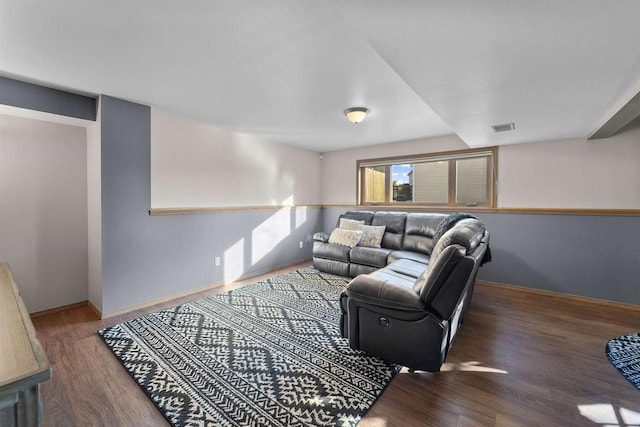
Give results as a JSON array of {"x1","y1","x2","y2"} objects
[{"x1": 357, "y1": 147, "x2": 497, "y2": 207}]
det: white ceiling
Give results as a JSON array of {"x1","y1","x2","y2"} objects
[{"x1": 1, "y1": 1, "x2": 639, "y2": 152}]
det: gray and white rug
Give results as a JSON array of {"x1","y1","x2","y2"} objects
[
  {"x1": 606, "y1": 332, "x2": 640, "y2": 391},
  {"x1": 99, "y1": 268, "x2": 399, "y2": 426}
]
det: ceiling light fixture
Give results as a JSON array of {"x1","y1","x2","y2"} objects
[{"x1": 344, "y1": 107, "x2": 369, "y2": 124}]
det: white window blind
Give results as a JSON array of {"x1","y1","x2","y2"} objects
[
  {"x1": 456, "y1": 157, "x2": 488, "y2": 204},
  {"x1": 413, "y1": 161, "x2": 448, "y2": 203}
]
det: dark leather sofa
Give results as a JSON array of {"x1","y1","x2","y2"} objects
[
  {"x1": 313, "y1": 211, "x2": 447, "y2": 277},
  {"x1": 312, "y1": 210, "x2": 490, "y2": 371}
]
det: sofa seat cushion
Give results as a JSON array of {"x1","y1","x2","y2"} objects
[
  {"x1": 349, "y1": 263, "x2": 378, "y2": 277},
  {"x1": 385, "y1": 259, "x2": 427, "y2": 279},
  {"x1": 313, "y1": 241, "x2": 351, "y2": 262},
  {"x1": 388, "y1": 250, "x2": 430, "y2": 265},
  {"x1": 346, "y1": 269, "x2": 422, "y2": 311},
  {"x1": 314, "y1": 258, "x2": 350, "y2": 277},
  {"x1": 349, "y1": 246, "x2": 392, "y2": 268}
]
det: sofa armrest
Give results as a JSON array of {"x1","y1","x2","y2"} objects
[
  {"x1": 313, "y1": 232, "x2": 330, "y2": 243},
  {"x1": 346, "y1": 271, "x2": 424, "y2": 312}
]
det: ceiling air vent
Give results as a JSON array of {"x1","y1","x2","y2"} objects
[{"x1": 491, "y1": 123, "x2": 515, "y2": 133}]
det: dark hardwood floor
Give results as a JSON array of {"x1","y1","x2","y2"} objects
[{"x1": 32, "y1": 263, "x2": 640, "y2": 427}]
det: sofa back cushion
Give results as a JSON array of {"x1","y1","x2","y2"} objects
[
  {"x1": 413, "y1": 219, "x2": 487, "y2": 315},
  {"x1": 429, "y1": 218, "x2": 486, "y2": 261},
  {"x1": 336, "y1": 211, "x2": 375, "y2": 228},
  {"x1": 402, "y1": 213, "x2": 448, "y2": 255},
  {"x1": 372, "y1": 212, "x2": 407, "y2": 250}
]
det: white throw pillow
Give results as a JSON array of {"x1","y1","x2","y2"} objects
[
  {"x1": 357, "y1": 224, "x2": 386, "y2": 248},
  {"x1": 339, "y1": 218, "x2": 365, "y2": 231},
  {"x1": 329, "y1": 228, "x2": 363, "y2": 248}
]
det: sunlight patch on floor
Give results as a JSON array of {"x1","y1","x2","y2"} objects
[
  {"x1": 357, "y1": 416, "x2": 387, "y2": 427},
  {"x1": 578, "y1": 403, "x2": 640, "y2": 426},
  {"x1": 440, "y1": 361, "x2": 508, "y2": 373}
]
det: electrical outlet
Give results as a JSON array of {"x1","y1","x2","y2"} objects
[
  {"x1": 214, "y1": 257, "x2": 221, "y2": 267},
  {"x1": 299, "y1": 241, "x2": 304, "y2": 249}
]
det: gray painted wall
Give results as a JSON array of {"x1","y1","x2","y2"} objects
[
  {"x1": 100, "y1": 96, "x2": 320, "y2": 314},
  {"x1": 323, "y1": 207, "x2": 640, "y2": 306},
  {"x1": 0, "y1": 76, "x2": 96, "y2": 121},
  {"x1": 3, "y1": 78, "x2": 638, "y2": 312}
]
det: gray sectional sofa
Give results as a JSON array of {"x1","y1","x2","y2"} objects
[
  {"x1": 313, "y1": 211, "x2": 448, "y2": 277},
  {"x1": 312, "y1": 210, "x2": 490, "y2": 371}
]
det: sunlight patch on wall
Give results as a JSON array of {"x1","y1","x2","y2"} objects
[
  {"x1": 251, "y1": 209, "x2": 291, "y2": 265},
  {"x1": 295, "y1": 206, "x2": 307, "y2": 229},
  {"x1": 224, "y1": 238, "x2": 245, "y2": 283},
  {"x1": 282, "y1": 195, "x2": 294, "y2": 206}
]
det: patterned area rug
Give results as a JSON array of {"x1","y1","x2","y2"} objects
[
  {"x1": 99, "y1": 268, "x2": 399, "y2": 426},
  {"x1": 606, "y1": 333, "x2": 640, "y2": 390}
]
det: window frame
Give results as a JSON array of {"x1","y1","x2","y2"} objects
[{"x1": 356, "y1": 147, "x2": 498, "y2": 208}]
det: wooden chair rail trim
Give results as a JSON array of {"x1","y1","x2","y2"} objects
[
  {"x1": 322, "y1": 205, "x2": 640, "y2": 217},
  {"x1": 150, "y1": 205, "x2": 323, "y2": 216},
  {"x1": 151, "y1": 204, "x2": 639, "y2": 217}
]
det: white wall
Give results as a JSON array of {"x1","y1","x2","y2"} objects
[
  {"x1": 498, "y1": 125, "x2": 640, "y2": 208},
  {"x1": 151, "y1": 110, "x2": 322, "y2": 208},
  {"x1": 0, "y1": 114, "x2": 88, "y2": 312},
  {"x1": 321, "y1": 124, "x2": 640, "y2": 209},
  {"x1": 87, "y1": 98, "x2": 102, "y2": 312}
]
